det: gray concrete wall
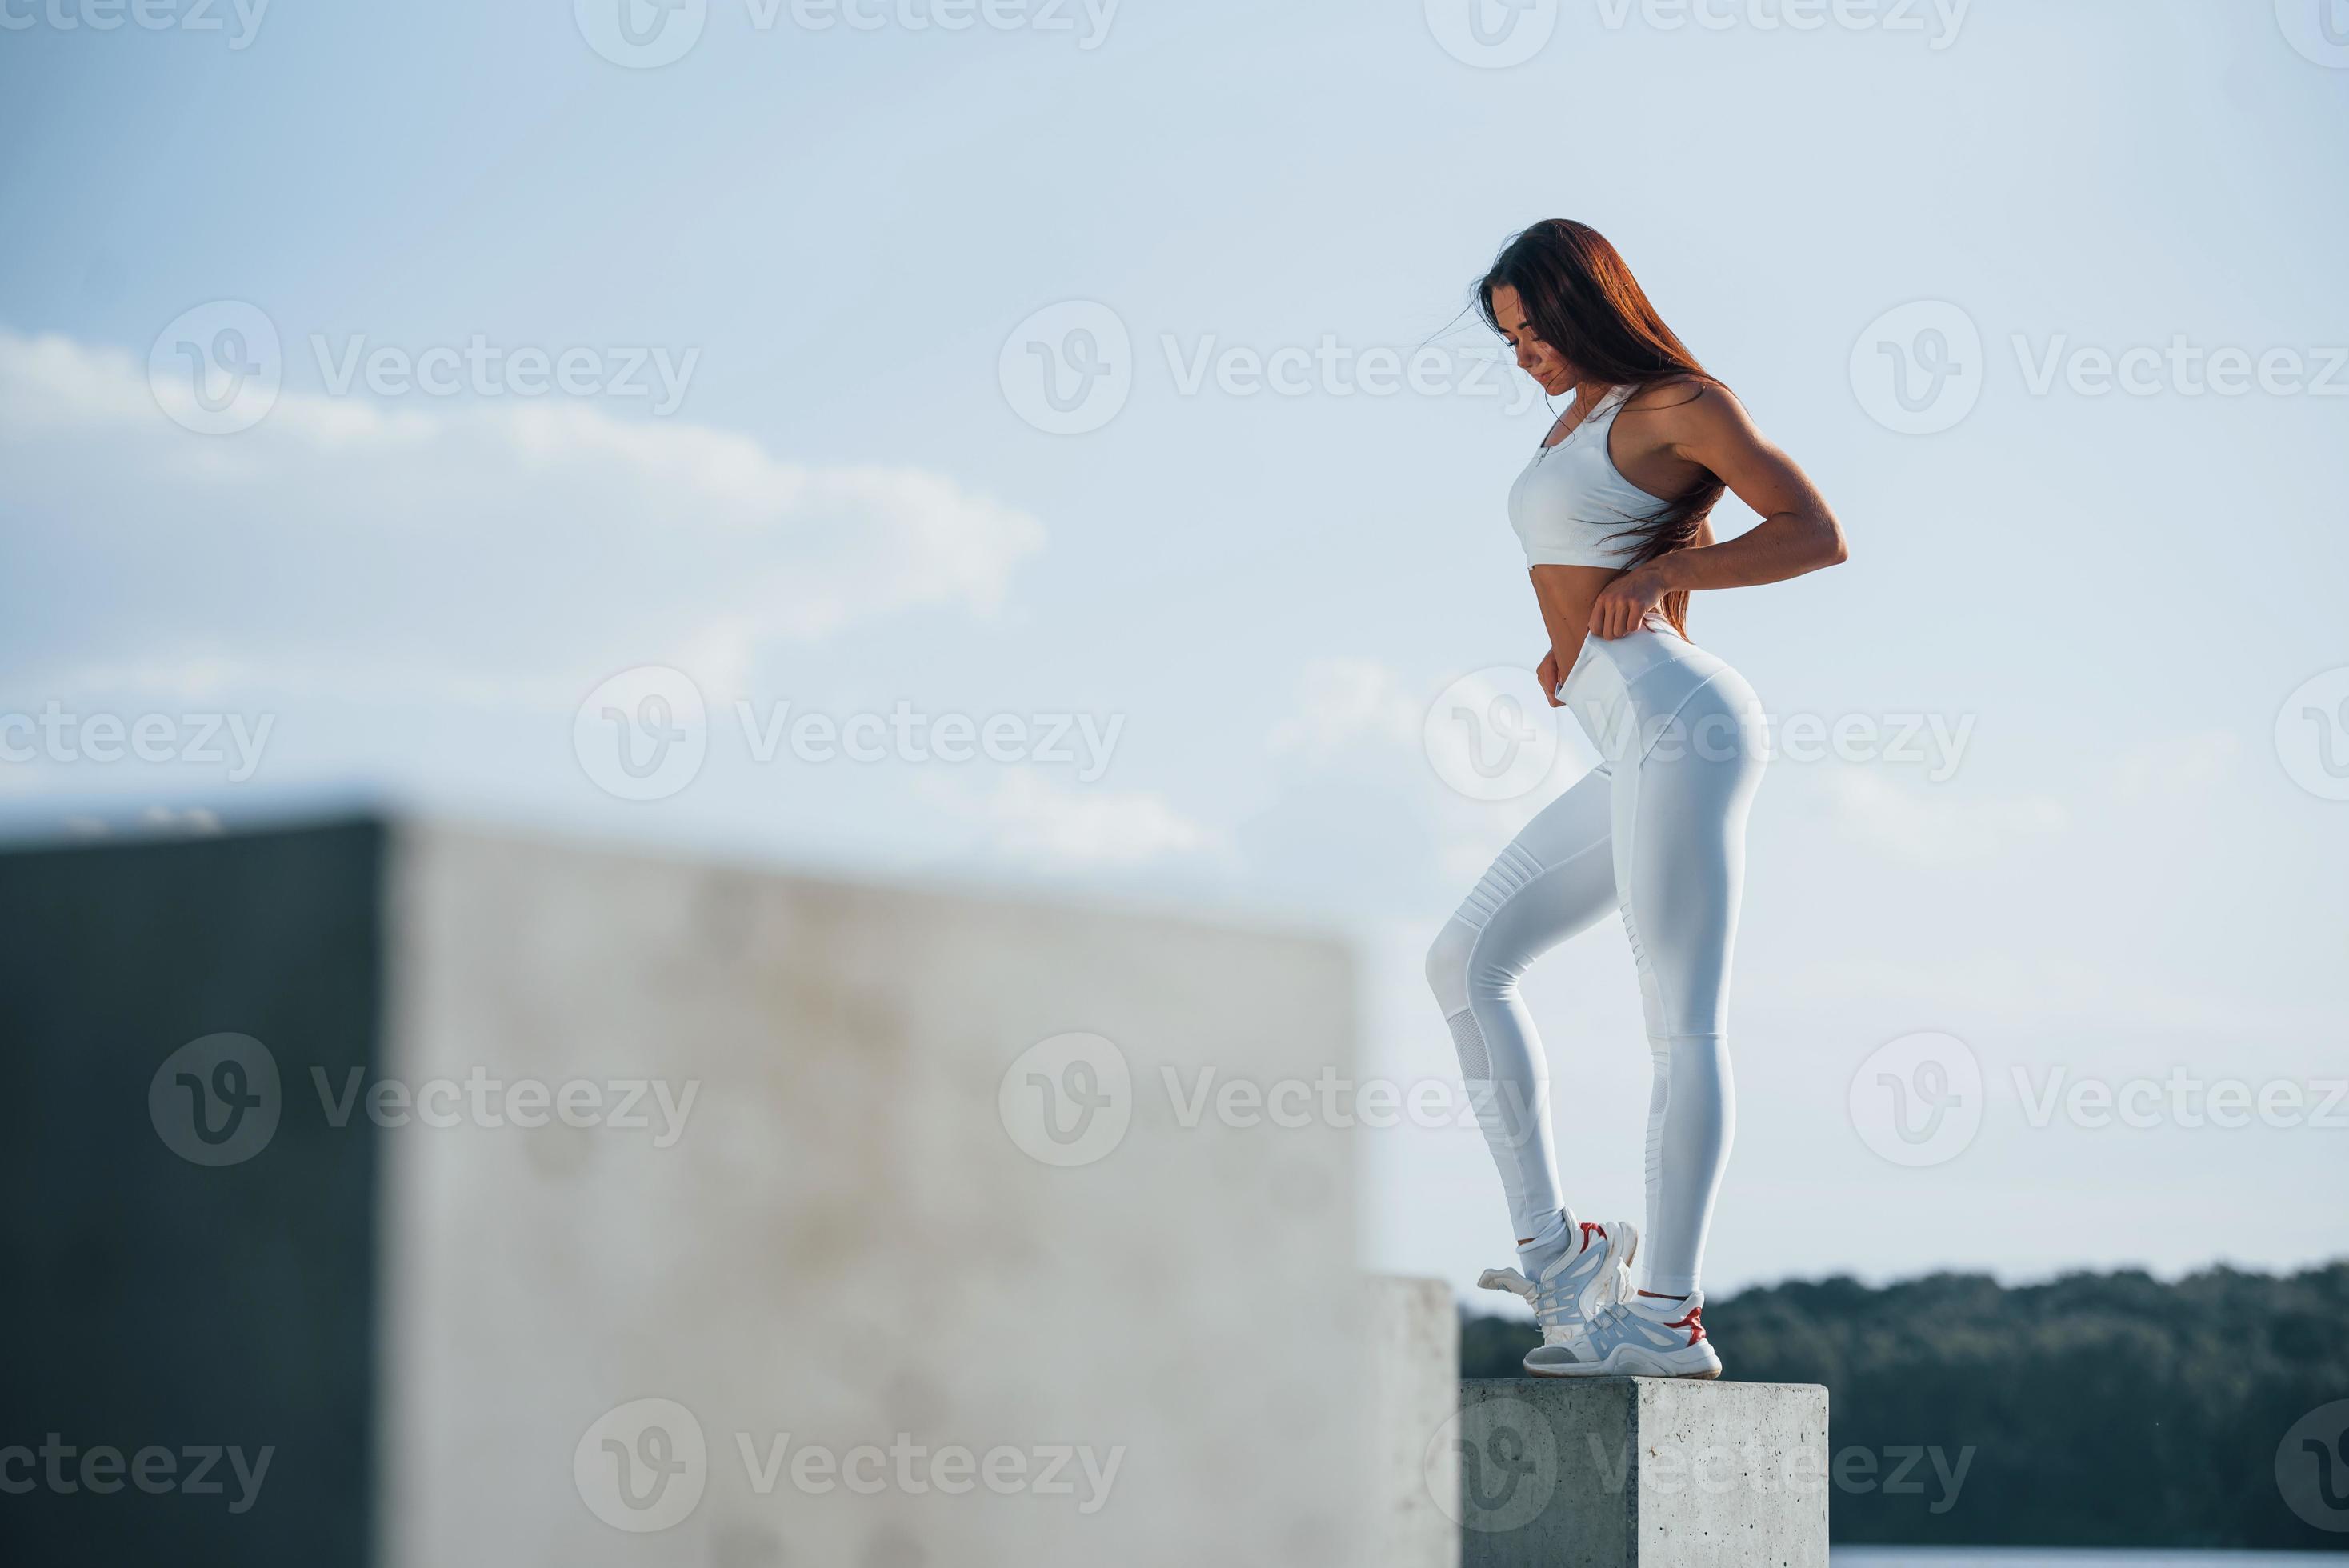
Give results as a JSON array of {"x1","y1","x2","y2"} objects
[
  {"x1": 377, "y1": 820, "x2": 1369, "y2": 1566},
  {"x1": 0, "y1": 822, "x2": 387, "y2": 1568}
]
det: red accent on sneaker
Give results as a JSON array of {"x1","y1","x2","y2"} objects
[{"x1": 1664, "y1": 1304, "x2": 1706, "y2": 1346}]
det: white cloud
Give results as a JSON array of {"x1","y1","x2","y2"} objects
[
  {"x1": 920, "y1": 770, "x2": 1230, "y2": 869},
  {"x1": 1267, "y1": 656, "x2": 1424, "y2": 758},
  {"x1": 0, "y1": 329, "x2": 1047, "y2": 701}
]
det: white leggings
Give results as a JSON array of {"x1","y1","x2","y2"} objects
[{"x1": 1425, "y1": 614, "x2": 1767, "y2": 1296}]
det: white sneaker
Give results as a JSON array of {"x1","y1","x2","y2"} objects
[
  {"x1": 1523, "y1": 1288, "x2": 1722, "y2": 1380},
  {"x1": 1478, "y1": 1219, "x2": 1641, "y2": 1356}
]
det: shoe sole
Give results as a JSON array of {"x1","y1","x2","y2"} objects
[{"x1": 1523, "y1": 1347, "x2": 1723, "y2": 1381}]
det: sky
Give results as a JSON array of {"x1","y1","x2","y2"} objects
[{"x1": 2, "y1": 0, "x2": 2346, "y2": 1305}]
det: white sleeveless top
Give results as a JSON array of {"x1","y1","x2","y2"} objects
[{"x1": 1507, "y1": 385, "x2": 1670, "y2": 570}]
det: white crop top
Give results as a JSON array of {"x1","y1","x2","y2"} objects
[{"x1": 1507, "y1": 384, "x2": 1670, "y2": 570}]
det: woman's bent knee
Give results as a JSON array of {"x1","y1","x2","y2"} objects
[{"x1": 1425, "y1": 915, "x2": 1478, "y2": 1015}]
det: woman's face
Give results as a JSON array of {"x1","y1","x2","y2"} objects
[{"x1": 1490, "y1": 283, "x2": 1577, "y2": 397}]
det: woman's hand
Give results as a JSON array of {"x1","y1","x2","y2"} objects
[
  {"x1": 1536, "y1": 647, "x2": 1563, "y2": 706},
  {"x1": 1588, "y1": 565, "x2": 1667, "y2": 640}
]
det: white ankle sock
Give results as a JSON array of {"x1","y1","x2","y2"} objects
[{"x1": 1518, "y1": 1207, "x2": 1577, "y2": 1275}]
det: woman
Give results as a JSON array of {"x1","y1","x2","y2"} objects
[{"x1": 1425, "y1": 220, "x2": 1847, "y2": 1378}]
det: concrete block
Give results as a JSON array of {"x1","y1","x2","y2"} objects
[
  {"x1": 1452, "y1": 1378, "x2": 1829, "y2": 1568},
  {"x1": 0, "y1": 818, "x2": 1367, "y2": 1566},
  {"x1": 1359, "y1": 1276, "x2": 1461, "y2": 1568}
]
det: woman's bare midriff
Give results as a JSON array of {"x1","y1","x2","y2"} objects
[{"x1": 1530, "y1": 563, "x2": 1687, "y2": 694}]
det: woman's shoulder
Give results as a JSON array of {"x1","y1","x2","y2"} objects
[
  {"x1": 1621, "y1": 373, "x2": 1720, "y2": 413},
  {"x1": 1619, "y1": 376, "x2": 1749, "y2": 446}
]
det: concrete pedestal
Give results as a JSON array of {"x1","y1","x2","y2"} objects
[
  {"x1": 1360, "y1": 1276, "x2": 1463, "y2": 1568},
  {"x1": 1450, "y1": 1378, "x2": 1829, "y2": 1568},
  {"x1": 0, "y1": 817, "x2": 1367, "y2": 1566}
]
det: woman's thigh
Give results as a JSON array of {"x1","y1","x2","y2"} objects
[
  {"x1": 1610, "y1": 674, "x2": 1768, "y2": 1035},
  {"x1": 1460, "y1": 761, "x2": 1619, "y2": 962}
]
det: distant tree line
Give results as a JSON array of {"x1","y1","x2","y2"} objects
[{"x1": 1461, "y1": 1262, "x2": 2349, "y2": 1550}]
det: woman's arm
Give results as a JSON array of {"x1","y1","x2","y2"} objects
[{"x1": 1588, "y1": 384, "x2": 1847, "y2": 638}]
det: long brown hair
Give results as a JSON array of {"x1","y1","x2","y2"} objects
[{"x1": 1474, "y1": 219, "x2": 1724, "y2": 636}]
